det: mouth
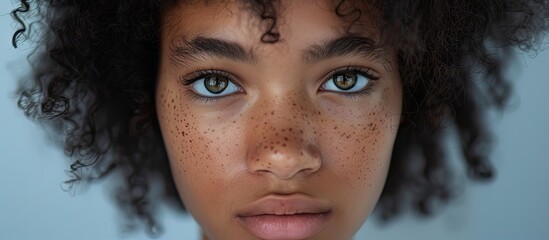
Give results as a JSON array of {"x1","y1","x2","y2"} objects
[
  {"x1": 236, "y1": 195, "x2": 332, "y2": 240},
  {"x1": 238, "y1": 212, "x2": 331, "y2": 240}
]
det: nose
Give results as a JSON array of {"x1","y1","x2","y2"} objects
[{"x1": 246, "y1": 98, "x2": 322, "y2": 180}]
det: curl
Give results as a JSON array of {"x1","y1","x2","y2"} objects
[
  {"x1": 335, "y1": 0, "x2": 363, "y2": 32},
  {"x1": 249, "y1": 0, "x2": 280, "y2": 43},
  {"x1": 11, "y1": 0, "x2": 30, "y2": 48}
]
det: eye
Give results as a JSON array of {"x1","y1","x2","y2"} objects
[
  {"x1": 321, "y1": 67, "x2": 376, "y2": 93},
  {"x1": 184, "y1": 71, "x2": 240, "y2": 97}
]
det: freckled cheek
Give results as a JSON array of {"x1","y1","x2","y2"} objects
[
  {"x1": 157, "y1": 104, "x2": 252, "y2": 225},
  {"x1": 320, "y1": 107, "x2": 394, "y2": 190},
  {"x1": 176, "y1": 123, "x2": 243, "y2": 180},
  {"x1": 156, "y1": 89, "x2": 239, "y2": 197},
  {"x1": 165, "y1": 117, "x2": 231, "y2": 178},
  {"x1": 315, "y1": 112, "x2": 394, "y2": 225}
]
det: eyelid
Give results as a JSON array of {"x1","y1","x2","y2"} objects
[
  {"x1": 178, "y1": 69, "x2": 244, "y2": 103},
  {"x1": 315, "y1": 66, "x2": 381, "y2": 101},
  {"x1": 319, "y1": 66, "x2": 379, "y2": 91},
  {"x1": 180, "y1": 69, "x2": 241, "y2": 86},
  {"x1": 323, "y1": 66, "x2": 379, "y2": 82}
]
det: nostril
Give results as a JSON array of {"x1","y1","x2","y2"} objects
[{"x1": 247, "y1": 136, "x2": 322, "y2": 179}]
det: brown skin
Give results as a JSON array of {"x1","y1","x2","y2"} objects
[{"x1": 156, "y1": 1, "x2": 402, "y2": 239}]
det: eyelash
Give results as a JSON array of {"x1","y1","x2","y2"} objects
[
  {"x1": 180, "y1": 69, "x2": 240, "y2": 104},
  {"x1": 321, "y1": 66, "x2": 380, "y2": 99},
  {"x1": 179, "y1": 66, "x2": 380, "y2": 103},
  {"x1": 180, "y1": 69, "x2": 233, "y2": 85}
]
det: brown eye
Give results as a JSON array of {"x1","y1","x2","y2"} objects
[
  {"x1": 321, "y1": 67, "x2": 374, "y2": 93},
  {"x1": 204, "y1": 75, "x2": 229, "y2": 94},
  {"x1": 187, "y1": 71, "x2": 240, "y2": 98},
  {"x1": 333, "y1": 72, "x2": 357, "y2": 90}
]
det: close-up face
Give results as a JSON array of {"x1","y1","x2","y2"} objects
[{"x1": 156, "y1": 0, "x2": 402, "y2": 239}]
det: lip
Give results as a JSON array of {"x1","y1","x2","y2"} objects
[{"x1": 236, "y1": 194, "x2": 332, "y2": 240}]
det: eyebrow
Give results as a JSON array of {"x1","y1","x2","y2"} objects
[
  {"x1": 302, "y1": 35, "x2": 386, "y2": 64},
  {"x1": 169, "y1": 35, "x2": 385, "y2": 66},
  {"x1": 169, "y1": 36, "x2": 257, "y2": 65}
]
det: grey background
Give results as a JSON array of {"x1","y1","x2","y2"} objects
[{"x1": 1, "y1": 1, "x2": 548, "y2": 239}]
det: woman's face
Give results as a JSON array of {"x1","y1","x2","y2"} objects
[{"x1": 156, "y1": 1, "x2": 402, "y2": 239}]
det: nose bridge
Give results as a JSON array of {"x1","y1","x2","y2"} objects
[{"x1": 246, "y1": 92, "x2": 321, "y2": 179}]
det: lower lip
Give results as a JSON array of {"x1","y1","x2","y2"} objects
[{"x1": 237, "y1": 212, "x2": 331, "y2": 240}]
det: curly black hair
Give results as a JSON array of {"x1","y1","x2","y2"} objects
[{"x1": 11, "y1": 0, "x2": 549, "y2": 236}]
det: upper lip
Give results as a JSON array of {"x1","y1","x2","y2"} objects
[{"x1": 237, "y1": 194, "x2": 332, "y2": 217}]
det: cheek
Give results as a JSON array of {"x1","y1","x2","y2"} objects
[
  {"x1": 311, "y1": 96, "x2": 399, "y2": 234},
  {"x1": 156, "y1": 86, "x2": 239, "y2": 211},
  {"x1": 320, "y1": 100, "x2": 398, "y2": 195}
]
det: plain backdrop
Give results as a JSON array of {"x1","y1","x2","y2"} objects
[{"x1": 1, "y1": 1, "x2": 548, "y2": 240}]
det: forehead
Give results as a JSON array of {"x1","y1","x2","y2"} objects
[{"x1": 161, "y1": 0, "x2": 382, "y2": 46}]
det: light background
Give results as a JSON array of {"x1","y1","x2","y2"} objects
[{"x1": 1, "y1": 1, "x2": 548, "y2": 240}]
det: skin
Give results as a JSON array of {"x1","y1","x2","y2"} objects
[{"x1": 156, "y1": 1, "x2": 402, "y2": 239}]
